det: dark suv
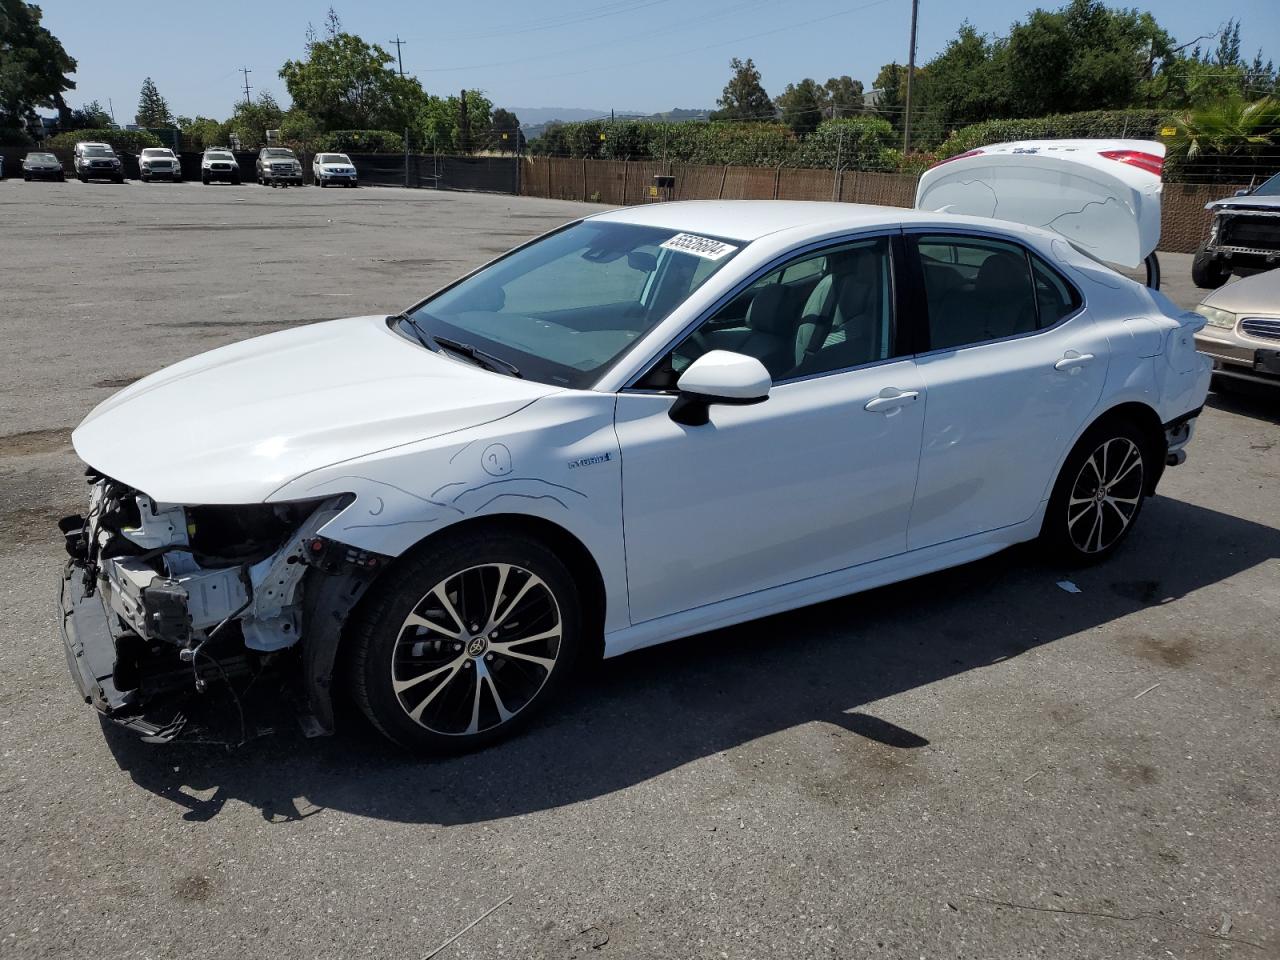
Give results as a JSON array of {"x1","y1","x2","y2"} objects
[{"x1": 1193, "y1": 171, "x2": 1280, "y2": 288}]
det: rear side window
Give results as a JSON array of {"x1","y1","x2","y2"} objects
[
  {"x1": 1030, "y1": 253, "x2": 1082, "y2": 325},
  {"x1": 915, "y1": 235, "x2": 1073, "y2": 350}
]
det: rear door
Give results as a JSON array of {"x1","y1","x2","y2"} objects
[{"x1": 903, "y1": 230, "x2": 1109, "y2": 550}]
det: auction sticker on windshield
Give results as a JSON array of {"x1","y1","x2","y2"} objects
[{"x1": 660, "y1": 233, "x2": 738, "y2": 260}]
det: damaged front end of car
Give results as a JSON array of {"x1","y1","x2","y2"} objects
[{"x1": 57, "y1": 474, "x2": 384, "y2": 743}]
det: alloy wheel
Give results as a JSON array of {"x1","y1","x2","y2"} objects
[
  {"x1": 390, "y1": 562, "x2": 562, "y2": 736},
  {"x1": 1067, "y1": 437, "x2": 1144, "y2": 554}
]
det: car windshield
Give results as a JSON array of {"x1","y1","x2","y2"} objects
[
  {"x1": 1251, "y1": 172, "x2": 1280, "y2": 197},
  {"x1": 265, "y1": 149, "x2": 293, "y2": 158},
  {"x1": 403, "y1": 220, "x2": 742, "y2": 388},
  {"x1": 318, "y1": 154, "x2": 350, "y2": 164},
  {"x1": 83, "y1": 146, "x2": 113, "y2": 157},
  {"x1": 141, "y1": 149, "x2": 171, "y2": 157},
  {"x1": 28, "y1": 153, "x2": 56, "y2": 162},
  {"x1": 206, "y1": 151, "x2": 233, "y2": 160}
]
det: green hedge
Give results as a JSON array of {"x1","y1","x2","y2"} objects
[
  {"x1": 936, "y1": 110, "x2": 1167, "y2": 159},
  {"x1": 47, "y1": 128, "x2": 163, "y2": 153},
  {"x1": 318, "y1": 130, "x2": 404, "y2": 153},
  {"x1": 528, "y1": 118, "x2": 901, "y2": 170}
]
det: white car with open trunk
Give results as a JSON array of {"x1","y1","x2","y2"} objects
[{"x1": 58, "y1": 141, "x2": 1210, "y2": 752}]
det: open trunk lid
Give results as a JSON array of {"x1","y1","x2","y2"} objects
[{"x1": 915, "y1": 139, "x2": 1165, "y2": 268}]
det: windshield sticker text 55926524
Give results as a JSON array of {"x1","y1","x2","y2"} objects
[{"x1": 660, "y1": 233, "x2": 738, "y2": 261}]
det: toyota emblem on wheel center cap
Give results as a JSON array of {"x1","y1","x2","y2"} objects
[{"x1": 467, "y1": 636, "x2": 489, "y2": 657}]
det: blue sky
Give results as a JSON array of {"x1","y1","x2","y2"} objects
[{"x1": 43, "y1": 0, "x2": 1280, "y2": 123}]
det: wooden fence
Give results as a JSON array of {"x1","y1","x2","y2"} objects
[{"x1": 518, "y1": 156, "x2": 1245, "y2": 255}]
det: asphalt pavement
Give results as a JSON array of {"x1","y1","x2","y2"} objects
[{"x1": 1, "y1": 180, "x2": 1277, "y2": 959}]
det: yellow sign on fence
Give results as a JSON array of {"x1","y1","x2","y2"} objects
[{"x1": 1160, "y1": 126, "x2": 1177, "y2": 137}]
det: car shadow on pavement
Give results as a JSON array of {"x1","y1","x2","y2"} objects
[
  {"x1": 101, "y1": 495, "x2": 1280, "y2": 825},
  {"x1": 1207, "y1": 381, "x2": 1280, "y2": 426}
]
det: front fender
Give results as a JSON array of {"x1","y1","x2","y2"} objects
[{"x1": 268, "y1": 393, "x2": 630, "y2": 633}]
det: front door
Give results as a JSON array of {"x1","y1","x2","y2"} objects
[{"x1": 615, "y1": 234, "x2": 927, "y2": 625}]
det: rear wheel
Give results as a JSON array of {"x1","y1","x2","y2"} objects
[
  {"x1": 1040, "y1": 417, "x2": 1152, "y2": 565},
  {"x1": 350, "y1": 531, "x2": 582, "y2": 752},
  {"x1": 1191, "y1": 245, "x2": 1229, "y2": 288}
]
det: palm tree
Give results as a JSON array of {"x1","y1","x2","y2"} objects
[{"x1": 1164, "y1": 96, "x2": 1280, "y2": 183}]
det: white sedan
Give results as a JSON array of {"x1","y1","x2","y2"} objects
[{"x1": 59, "y1": 193, "x2": 1210, "y2": 751}]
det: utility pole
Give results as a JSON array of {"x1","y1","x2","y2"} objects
[
  {"x1": 240, "y1": 66, "x2": 253, "y2": 107},
  {"x1": 390, "y1": 36, "x2": 406, "y2": 77},
  {"x1": 107, "y1": 98, "x2": 117, "y2": 126},
  {"x1": 459, "y1": 89, "x2": 469, "y2": 154},
  {"x1": 903, "y1": 0, "x2": 919, "y2": 154}
]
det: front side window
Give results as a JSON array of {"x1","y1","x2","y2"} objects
[
  {"x1": 640, "y1": 236, "x2": 895, "y2": 387},
  {"x1": 403, "y1": 221, "x2": 741, "y2": 388},
  {"x1": 915, "y1": 235, "x2": 1043, "y2": 350}
]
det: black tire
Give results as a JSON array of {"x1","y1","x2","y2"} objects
[
  {"x1": 1191, "y1": 245, "x2": 1229, "y2": 288},
  {"x1": 232, "y1": 175, "x2": 241, "y2": 185},
  {"x1": 1040, "y1": 416, "x2": 1154, "y2": 566},
  {"x1": 201, "y1": 174, "x2": 209, "y2": 184},
  {"x1": 1143, "y1": 251, "x2": 1160, "y2": 290},
  {"x1": 23, "y1": 173, "x2": 30, "y2": 181},
  {"x1": 349, "y1": 530, "x2": 583, "y2": 753},
  {"x1": 58, "y1": 173, "x2": 65, "y2": 182}
]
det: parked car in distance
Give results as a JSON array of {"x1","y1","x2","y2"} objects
[
  {"x1": 1194, "y1": 267, "x2": 1280, "y2": 387},
  {"x1": 21, "y1": 152, "x2": 65, "y2": 181},
  {"x1": 201, "y1": 148, "x2": 241, "y2": 185},
  {"x1": 1193, "y1": 171, "x2": 1280, "y2": 288},
  {"x1": 256, "y1": 147, "x2": 303, "y2": 187},
  {"x1": 138, "y1": 147, "x2": 182, "y2": 182},
  {"x1": 73, "y1": 142, "x2": 124, "y2": 183},
  {"x1": 60, "y1": 195, "x2": 1211, "y2": 753},
  {"x1": 312, "y1": 152, "x2": 358, "y2": 187}
]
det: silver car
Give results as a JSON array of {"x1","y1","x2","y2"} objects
[{"x1": 1195, "y1": 268, "x2": 1280, "y2": 387}]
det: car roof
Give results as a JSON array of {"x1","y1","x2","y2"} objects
[{"x1": 585, "y1": 199, "x2": 1038, "y2": 244}]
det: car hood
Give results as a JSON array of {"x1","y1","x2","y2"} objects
[
  {"x1": 1206, "y1": 195, "x2": 1280, "y2": 212},
  {"x1": 1200, "y1": 266, "x2": 1280, "y2": 315},
  {"x1": 73, "y1": 315, "x2": 559, "y2": 504}
]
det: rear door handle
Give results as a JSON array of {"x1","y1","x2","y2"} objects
[
  {"x1": 864, "y1": 389, "x2": 920, "y2": 414},
  {"x1": 1054, "y1": 351, "x2": 1095, "y2": 372}
]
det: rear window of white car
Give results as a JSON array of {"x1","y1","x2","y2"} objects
[{"x1": 404, "y1": 221, "x2": 742, "y2": 388}]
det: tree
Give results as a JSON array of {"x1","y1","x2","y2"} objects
[
  {"x1": 68, "y1": 99, "x2": 113, "y2": 130},
  {"x1": 280, "y1": 28, "x2": 426, "y2": 131},
  {"x1": 0, "y1": 0, "x2": 77, "y2": 133},
  {"x1": 1165, "y1": 95, "x2": 1280, "y2": 181},
  {"x1": 227, "y1": 92, "x2": 283, "y2": 148},
  {"x1": 775, "y1": 78, "x2": 826, "y2": 135},
  {"x1": 179, "y1": 116, "x2": 224, "y2": 151},
  {"x1": 1004, "y1": 0, "x2": 1171, "y2": 116},
  {"x1": 712, "y1": 57, "x2": 773, "y2": 122},
  {"x1": 914, "y1": 24, "x2": 1007, "y2": 127},
  {"x1": 135, "y1": 77, "x2": 173, "y2": 127},
  {"x1": 490, "y1": 107, "x2": 524, "y2": 152},
  {"x1": 870, "y1": 63, "x2": 907, "y2": 132},
  {"x1": 823, "y1": 76, "x2": 864, "y2": 118}
]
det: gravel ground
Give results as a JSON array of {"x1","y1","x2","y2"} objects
[{"x1": 1, "y1": 180, "x2": 1277, "y2": 960}]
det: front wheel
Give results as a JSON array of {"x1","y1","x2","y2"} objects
[
  {"x1": 1040, "y1": 418, "x2": 1153, "y2": 565},
  {"x1": 1191, "y1": 245, "x2": 1229, "y2": 288},
  {"x1": 350, "y1": 531, "x2": 583, "y2": 752}
]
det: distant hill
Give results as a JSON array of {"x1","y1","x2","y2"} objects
[{"x1": 507, "y1": 106, "x2": 714, "y2": 142}]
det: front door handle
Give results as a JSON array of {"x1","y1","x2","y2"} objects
[
  {"x1": 1054, "y1": 351, "x2": 1095, "y2": 373},
  {"x1": 864, "y1": 389, "x2": 920, "y2": 414}
]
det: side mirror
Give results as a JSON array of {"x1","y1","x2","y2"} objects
[
  {"x1": 1234, "y1": 188, "x2": 1251, "y2": 197},
  {"x1": 668, "y1": 350, "x2": 771, "y2": 426}
]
